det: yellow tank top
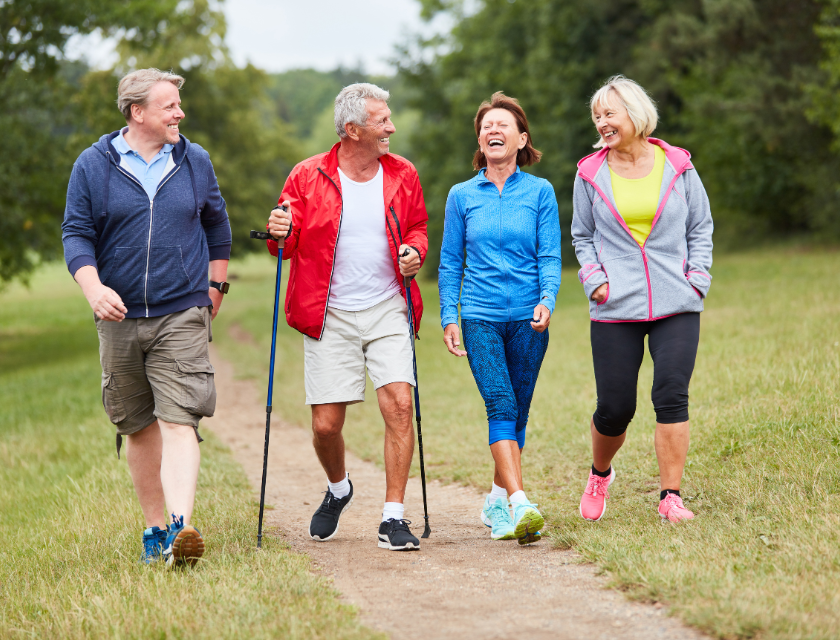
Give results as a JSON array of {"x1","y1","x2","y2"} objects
[{"x1": 609, "y1": 145, "x2": 666, "y2": 246}]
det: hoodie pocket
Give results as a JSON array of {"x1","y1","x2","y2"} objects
[
  {"x1": 100, "y1": 247, "x2": 147, "y2": 305},
  {"x1": 595, "y1": 254, "x2": 649, "y2": 318},
  {"x1": 147, "y1": 246, "x2": 193, "y2": 305}
]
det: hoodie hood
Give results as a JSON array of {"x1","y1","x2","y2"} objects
[{"x1": 577, "y1": 137, "x2": 693, "y2": 181}]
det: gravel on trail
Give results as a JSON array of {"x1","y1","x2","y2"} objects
[{"x1": 204, "y1": 345, "x2": 707, "y2": 640}]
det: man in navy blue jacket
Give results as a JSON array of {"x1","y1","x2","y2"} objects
[{"x1": 62, "y1": 68, "x2": 232, "y2": 568}]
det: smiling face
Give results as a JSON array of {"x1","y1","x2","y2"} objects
[
  {"x1": 478, "y1": 108, "x2": 527, "y2": 168},
  {"x1": 592, "y1": 92, "x2": 637, "y2": 151},
  {"x1": 353, "y1": 98, "x2": 396, "y2": 158},
  {"x1": 132, "y1": 81, "x2": 184, "y2": 146}
]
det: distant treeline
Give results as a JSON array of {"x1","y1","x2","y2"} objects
[
  {"x1": 3, "y1": 0, "x2": 840, "y2": 285},
  {"x1": 398, "y1": 0, "x2": 840, "y2": 269}
]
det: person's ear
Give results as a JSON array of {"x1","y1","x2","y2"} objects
[
  {"x1": 518, "y1": 132, "x2": 528, "y2": 150},
  {"x1": 344, "y1": 122, "x2": 361, "y2": 142},
  {"x1": 130, "y1": 103, "x2": 144, "y2": 124}
]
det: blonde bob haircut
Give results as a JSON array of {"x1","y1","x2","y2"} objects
[
  {"x1": 590, "y1": 75, "x2": 658, "y2": 149},
  {"x1": 117, "y1": 68, "x2": 185, "y2": 122}
]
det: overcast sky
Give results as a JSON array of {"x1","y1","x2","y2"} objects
[
  {"x1": 223, "y1": 0, "x2": 444, "y2": 74},
  {"x1": 67, "y1": 0, "x2": 450, "y2": 75}
]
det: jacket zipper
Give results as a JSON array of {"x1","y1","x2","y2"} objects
[
  {"x1": 581, "y1": 166, "x2": 683, "y2": 320},
  {"x1": 497, "y1": 191, "x2": 511, "y2": 318},
  {"x1": 109, "y1": 151, "x2": 182, "y2": 318},
  {"x1": 317, "y1": 167, "x2": 344, "y2": 340}
]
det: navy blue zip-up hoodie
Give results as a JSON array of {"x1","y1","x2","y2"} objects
[{"x1": 62, "y1": 131, "x2": 232, "y2": 318}]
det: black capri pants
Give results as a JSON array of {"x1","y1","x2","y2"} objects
[{"x1": 591, "y1": 313, "x2": 700, "y2": 437}]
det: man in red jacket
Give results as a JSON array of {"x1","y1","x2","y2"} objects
[{"x1": 266, "y1": 83, "x2": 428, "y2": 551}]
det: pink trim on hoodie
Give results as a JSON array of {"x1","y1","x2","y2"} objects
[{"x1": 577, "y1": 138, "x2": 694, "y2": 321}]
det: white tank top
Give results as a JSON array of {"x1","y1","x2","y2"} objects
[{"x1": 329, "y1": 164, "x2": 400, "y2": 311}]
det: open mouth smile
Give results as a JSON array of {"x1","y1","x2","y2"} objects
[{"x1": 488, "y1": 139, "x2": 504, "y2": 148}]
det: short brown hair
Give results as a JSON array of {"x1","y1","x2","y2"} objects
[{"x1": 473, "y1": 92, "x2": 542, "y2": 170}]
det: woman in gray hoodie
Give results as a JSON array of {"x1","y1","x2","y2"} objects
[{"x1": 571, "y1": 75, "x2": 713, "y2": 524}]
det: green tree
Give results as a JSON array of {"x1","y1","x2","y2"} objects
[
  {"x1": 401, "y1": 0, "x2": 839, "y2": 275},
  {"x1": 0, "y1": 0, "x2": 179, "y2": 284}
]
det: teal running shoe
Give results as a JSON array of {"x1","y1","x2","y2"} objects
[
  {"x1": 481, "y1": 496, "x2": 516, "y2": 540},
  {"x1": 512, "y1": 502, "x2": 545, "y2": 545},
  {"x1": 140, "y1": 525, "x2": 168, "y2": 564}
]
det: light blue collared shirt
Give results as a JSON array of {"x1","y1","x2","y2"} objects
[{"x1": 112, "y1": 127, "x2": 174, "y2": 201}]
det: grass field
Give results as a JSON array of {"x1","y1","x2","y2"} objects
[
  {"x1": 0, "y1": 266, "x2": 382, "y2": 639},
  {"x1": 213, "y1": 246, "x2": 840, "y2": 640}
]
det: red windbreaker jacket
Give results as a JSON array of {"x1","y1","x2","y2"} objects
[{"x1": 267, "y1": 142, "x2": 429, "y2": 340}]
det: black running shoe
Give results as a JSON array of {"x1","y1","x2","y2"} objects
[
  {"x1": 378, "y1": 518, "x2": 420, "y2": 551},
  {"x1": 309, "y1": 480, "x2": 354, "y2": 541}
]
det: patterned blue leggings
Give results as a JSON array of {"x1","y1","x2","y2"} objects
[{"x1": 461, "y1": 319, "x2": 549, "y2": 448}]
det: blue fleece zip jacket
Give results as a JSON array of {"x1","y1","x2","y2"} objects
[
  {"x1": 438, "y1": 167, "x2": 562, "y2": 328},
  {"x1": 62, "y1": 131, "x2": 232, "y2": 319}
]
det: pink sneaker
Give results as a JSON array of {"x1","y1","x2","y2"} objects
[
  {"x1": 579, "y1": 467, "x2": 616, "y2": 521},
  {"x1": 658, "y1": 493, "x2": 694, "y2": 523}
]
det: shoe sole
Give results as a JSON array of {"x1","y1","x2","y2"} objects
[
  {"x1": 309, "y1": 495, "x2": 354, "y2": 542},
  {"x1": 579, "y1": 468, "x2": 616, "y2": 522},
  {"x1": 166, "y1": 526, "x2": 204, "y2": 568},
  {"x1": 491, "y1": 530, "x2": 517, "y2": 541},
  {"x1": 659, "y1": 511, "x2": 695, "y2": 523},
  {"x1": 514, "y1": 509, "x2": 545, "y2": 545},
  {"x1": 377, "y1": 536, "x2": 420, "y2": 551}
]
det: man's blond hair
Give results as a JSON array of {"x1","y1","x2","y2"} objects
[{"x1": 117, "y1": 69, "x2": 185, "y2": 121}]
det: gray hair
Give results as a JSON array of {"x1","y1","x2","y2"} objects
[
  {"x1": 117, "y1": 68, "x2": 185, "y2": 121},
  {"x1": 590, "y1": 75, "x2": 658, "y2": 148},
  {"x1": 334, "y1": 83, "x2": 390, "y2": 138}
]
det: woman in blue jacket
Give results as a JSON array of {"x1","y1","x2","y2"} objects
[{"x1": 439, "y1": 92, "x2": 561, "y2": 545}]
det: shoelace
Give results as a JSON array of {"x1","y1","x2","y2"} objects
[
  {"x1": 318, "y1": 490, "x2": 343, "y2": 515},
  {"x1": 661, "y1": 493, "x2": 684, "y2": 513},
  {"x1": 587, "y1": 475, "x2": 611, "y2": 498},
  {"x1": 489, "y1": 502, "x2": 513, "y2": 525},
  {"x1": 387, "y1": 518, "x2": 413, "y2": 534}
]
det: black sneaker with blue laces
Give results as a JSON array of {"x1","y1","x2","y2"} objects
[
  {"x1": 378, "y1": 518, "x2": 420, "y2": 551},
  {"x1": 140, "y1": 525, "x2": 169, "y2": 564},
  {"x1": 309, "y1": 479, "x2": 354, "y2": 541}
]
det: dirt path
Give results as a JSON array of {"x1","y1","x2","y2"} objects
[{"x1": 204, "y1": 346, "x2": 707, "y2": 640}]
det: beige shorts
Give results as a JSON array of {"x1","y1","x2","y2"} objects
[
  {"x1": 95, "y1": 306, "x2": 215, "y2": 435},
  {"x1": 304, "y1": 294, "x2": 415, "y2": 405}
]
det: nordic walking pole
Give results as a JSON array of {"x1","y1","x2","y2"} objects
[
  {"x1": 249, "y1": 204, "x2": 287, "y2": 549},
  {"x1": 401, "y1": 249, "x2": 431, "y2": 538}
]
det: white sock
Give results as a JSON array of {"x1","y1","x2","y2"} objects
[
  {"x1": 488, "y1": 482, "x2": 508, "y2": 502},
  {"x1": 382, "y1": 502, "x2": 404, "y2": 522},
  {"x1": 328, "y1": 473, "x2": 350, "y2": 499},
  {"x1": 509, "y1": 490, "x2": 529, "y2": 506}
]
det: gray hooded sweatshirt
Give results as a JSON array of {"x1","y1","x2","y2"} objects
[{"x1": 571, "y1": 138, "x2": 713, "y2": 322}]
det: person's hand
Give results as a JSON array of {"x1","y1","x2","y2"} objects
[
  {"x1": 443, "y1": 323, "x2": 467, "y2": 356},
  {"x1": 268, "y1": 200, "x2": 292, "y2": 245},
  {"x1": 399, "y1": 245, "x2": 421, "y2": 278},
  {"x1": 530, "y1": 304, "x2": 551, "y2": 332},
  {"x1": 84, "y1": 282, "x2": 127, "y2": 321},
  {"x1": 591, "y1": 283, "x2": 609, "y2": 304},
  {"x1": 209, "y1": 288, "x2": 223, "y2": 319}
]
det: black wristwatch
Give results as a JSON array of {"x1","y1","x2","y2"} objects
[{"x1": 209, "y1": 280, "x2": 230, "y2": 294}]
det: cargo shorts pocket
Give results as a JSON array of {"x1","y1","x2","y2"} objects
[
  {"x1": 101, "y1": 373, "x2": 127, "y2": 424},
  {"x1": 175, "y1": 358, "x2": 216, "y2": 417}
]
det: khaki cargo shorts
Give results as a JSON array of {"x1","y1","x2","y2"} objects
[
  {"x1": 95, "y1": 306, "x2": 215, "y2": 438},
  {"x1": 303, "y1": 294, "x2": 415, "y2": 405}
]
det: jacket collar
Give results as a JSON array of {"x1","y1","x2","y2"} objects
[
  {"x1": 476, "y1": 165, "x2": 522, "y2": 186},
  {"x1": 577, "y1": 137, "x2": 692, "y2": 181},
  {"x1": 97, "y1": 130, "x2": 189, "y2": 166},
  {"x1": 319, "y1": 141, "x2": 410, "y2": 206}
]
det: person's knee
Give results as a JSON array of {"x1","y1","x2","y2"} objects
[
  {"x1": 652, "y1": 383, "x2": 689, "y2": 424},
  {"x1": 593, "y1": 397, "x2": 635, "y2": 437},
  {"x1": 312, "y1": 414, "x2": 343, "y2": 440}
]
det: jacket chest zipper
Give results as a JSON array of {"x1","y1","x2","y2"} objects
[
  {"x1": 143, "y1": 166, "x2": 181, "y2": 317},
  {"x1": 498, "y1": 192, "x2": 511, "y2": 320}
]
